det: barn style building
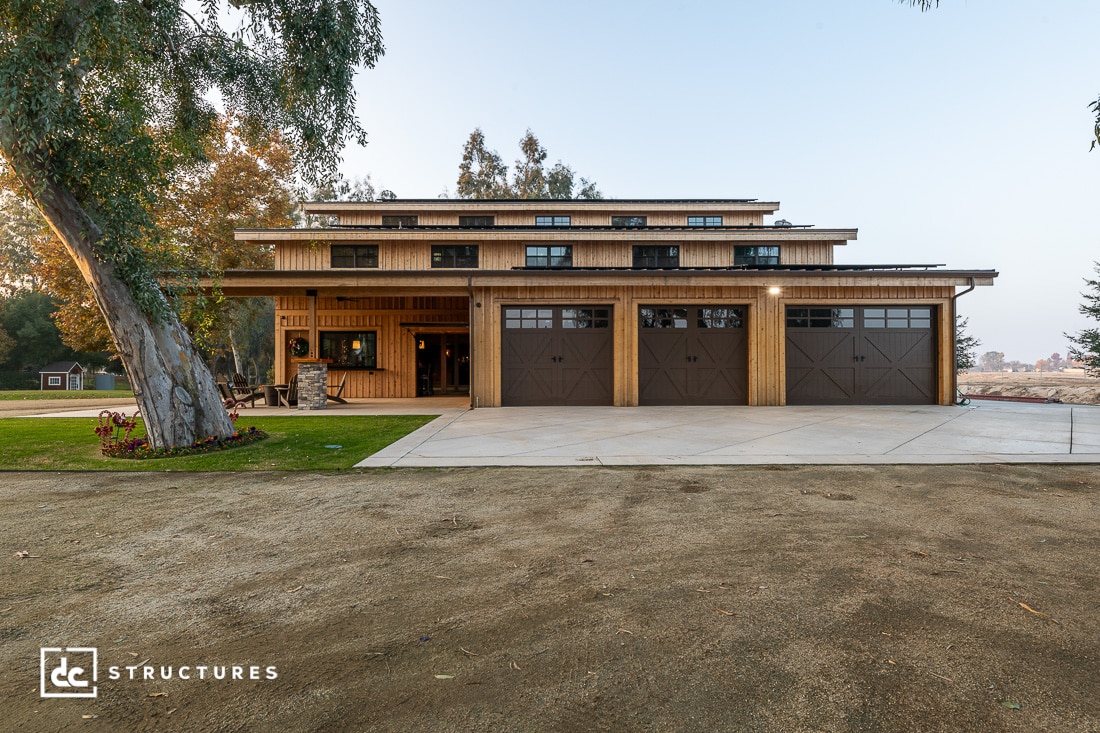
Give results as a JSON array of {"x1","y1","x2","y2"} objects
[{"x1": 220, "y1": 199, "x2": 996, "y2": 407}]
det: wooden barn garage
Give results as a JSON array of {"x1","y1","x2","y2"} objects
[{"x1": 217, "y1": 199, "x2": 996, "y2": 407}]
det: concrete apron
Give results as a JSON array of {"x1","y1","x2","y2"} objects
[{"x1": 358, "y1": 401, "x2": 1100, "y2": 467}]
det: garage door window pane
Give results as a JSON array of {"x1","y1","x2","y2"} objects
[
  {"x1": 505, "y1": 308, "x2": 553, "y2": 328},
  {"x1": 562, "y1": 308, "x2": 611, "y2": 329},
  {"x1": 787, "y1": 307, "x2": 853, "y2": 328},
  {"x1": 699, "y1": 307, "x2": 744, "y2": 328},
  {"x1": 641, "y1": 307, "x2": 688, "y2": 328}
]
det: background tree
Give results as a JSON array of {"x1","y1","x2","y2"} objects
[
  {"x1": 457, "y1": 129, "x2": 603, "y2": 199},
  {"x1": 954, "y1": 315, "x2": 980, "y2": 373},
  {"x1": 1066, "y1": 263, "x2": 1100, "y2": 375},
  {"x1": 979, "y1": 351, "x2": 1006, "y2": 373},
  {"x1": 457, "y1": 129, "x2": 511, "y2": 199},
  {"x1": 0, "y1": 187, "x2": 46, "y2": 294},
  {"x1": 0, "y1": 1, "x2": 383, "y2": 449}
]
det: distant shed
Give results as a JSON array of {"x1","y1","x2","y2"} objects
[{"x1": 39, "y1": 361, "x2": 84, "y2": 391}]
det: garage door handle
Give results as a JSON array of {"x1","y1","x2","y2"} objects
[{"x1": 852, "y1": 355, "x2": 866, "y2": 362}]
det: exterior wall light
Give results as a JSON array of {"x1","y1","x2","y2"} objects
[{"x1": 767, "y1": 286, "x2": 782, "y2": 295}]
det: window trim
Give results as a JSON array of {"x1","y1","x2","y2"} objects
[
  {"x1": 734, "y1": 245, "x2": 780, "y2": 266},
  {"x1": 458, "y1": 215, "x2": 495, "y2": 228},
  {"x1": 330, "y1": 244, "x2": 379, "y2": 269},
  {"x1": 430, "y1": 244, "x2": 479, "y2": 269},
  {"x1": 525, "y1": 245, "x2": 573, "y2": 269},
  {"x1": 318, "y1": 330, "x2": 379, "y2": 369},
  {"x1": 632, "y1": 245, "x2": 680, "y2": 269},
  {"x1": 534, "y1": 215, "x2": 571, "y2": 227},
  {"x1": 687, "y1": 215, "x2": 723, "y2": 227},
  {"x1": 47, "y1": 376, "x2": 62, "y2": 386}
]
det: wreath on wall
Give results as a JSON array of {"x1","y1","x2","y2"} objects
[{"x1": 288, "y1": 337, "x2": 309, "y2": 358}]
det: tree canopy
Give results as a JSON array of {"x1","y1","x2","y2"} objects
[
  {"x1": 457, "y1": 129, "x2": 602, "y2": 200},
  {"x1": 0, "y1": 0, "x2": 384, "y2": 448}
]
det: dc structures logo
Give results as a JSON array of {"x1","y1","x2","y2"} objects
[{"x1": 40, "y1": 647, "x2": 98, "y2": 698}]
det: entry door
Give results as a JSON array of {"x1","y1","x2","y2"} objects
[
  {"x1": 501, "y1": 306, "x2": 613, "y2": 406},
  {"x1": 786, "y1": 306, "x2": 936, "y2": 405},
  {"x1": 638, "y1": 306, "x2": 748, "y2": 405}
]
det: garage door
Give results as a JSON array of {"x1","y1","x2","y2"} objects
[
  {"x1": 501, "y1": 306, "x2": 613, "y2": 406},
  {"x1": 785, "y1": 306, "x2": 936, "y2": 405},
  {"x1": 639, "y1": 306, "x2": 748, "y2": 405}
]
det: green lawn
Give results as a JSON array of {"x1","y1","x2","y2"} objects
[
  {"x1": 0, "y1": 415, "x2": 435, "y2": 470},
  {"x1": 0, "y1": 389, "x2": 134, "y2": 400}
]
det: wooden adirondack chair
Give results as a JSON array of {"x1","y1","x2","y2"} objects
[
  {"x1": 277, "y1": 374, "x2": 298, "y2": 408},
  {"x1": 231, "y1": 373, "x2": 262, "y2": 407},
  {"x1": 327, "y1": 371, "x2": 348, "y2": 404}
]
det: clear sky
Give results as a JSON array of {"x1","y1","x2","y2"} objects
[{"x1": 336, "y1": 0, "x2": 1099, "y2": 363}]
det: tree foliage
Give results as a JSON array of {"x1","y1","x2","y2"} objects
[
  {"x1": 1065, "y1": 263, "x2": 1100, "y2": 375},
  {"x1": 954, "y1": 315, "x2": 980, "y2": 373},
  {"x1": 0, "y1": 0, "x2": 383, "y2": 448},
  {"x1": 457, "y1": 129, "x2": 602, "y2": 200}
]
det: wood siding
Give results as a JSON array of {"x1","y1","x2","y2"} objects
[{"x1": 275, "y1": 295, "x2": 468, "y2": 398}]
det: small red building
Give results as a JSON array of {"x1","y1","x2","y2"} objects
[{"x1": 39, "y1": 361, "x2": 84, "y2": 391}]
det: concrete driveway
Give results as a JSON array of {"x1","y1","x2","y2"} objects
[{"x1": 358, "y1": 400, "x2": 1100, "y2": 467}]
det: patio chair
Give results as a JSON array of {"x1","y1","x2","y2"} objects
[
  {"x1": 216, "y1": 381, "x2": 236, "y2": 404},
  {"x1": 231, "y1": 373, "x2": 263, "y2": 407},
  {"x1": 278, "y1": 374, "x2": 298, "y2": 408},
  {"x1": 327, "y1": 371, "x2": 348, "y2": 404}
]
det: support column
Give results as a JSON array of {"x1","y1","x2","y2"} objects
[{"x1": 296, "y1": 360, "x2": 328, "y2": 410}]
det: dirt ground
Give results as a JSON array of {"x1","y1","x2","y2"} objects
[
  {"x1": 960, "y1": 370, "x2": 1100, "y2": 405},
  {"x1": 2, "y1": 465, "x2": 1099, "y2": 733}
]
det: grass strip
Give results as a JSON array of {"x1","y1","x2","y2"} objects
[{"x1": 0, "y1": 415, "x2": 436, "y2": 471}]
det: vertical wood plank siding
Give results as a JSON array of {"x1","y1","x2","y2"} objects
[{"x1": 275, "y1": 296, "x2": 468, "y2": 397}]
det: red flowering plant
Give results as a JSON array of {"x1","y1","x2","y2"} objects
[{"x1": 95, "y1": 409, "x2": 146, "y2": 456}]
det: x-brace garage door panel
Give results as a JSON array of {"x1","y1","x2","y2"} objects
[
  {"x1": 785, "y1": 306, "x2": 936, "y2": 405},
  {"x1": 639, "y1": 306, "x2": 748, "y2": 405},
  {"x1": 501, "y1": 306, "x2": 613, "y2": 406}
]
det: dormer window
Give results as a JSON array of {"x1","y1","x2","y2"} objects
[
  {"x1": 535, "y1": 215, "x2": 570, "y2": 227},
  {"x1": 459, "y1": 216, "x2": 495, "y2": 227},
  {"x1": 611, "y1": 216, "x2": 647, "y2": 227}
]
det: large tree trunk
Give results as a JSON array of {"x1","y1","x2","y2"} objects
[{"x1": 4, "y1": 149, "x2": 235, "y2": 450}]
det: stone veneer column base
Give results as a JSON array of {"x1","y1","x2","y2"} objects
[{"x1": 296, "y1": 361, "x2": 328, "y2": 410}]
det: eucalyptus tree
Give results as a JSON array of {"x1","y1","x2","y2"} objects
[{"x1": 0, "y1": 1, "x2": 383, "y2": 448}]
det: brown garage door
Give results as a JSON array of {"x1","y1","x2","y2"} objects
[
  {"x1": 501, "y1": 306, "x2": 613, "y2": 406},
  {"x1": 786, "y1": 306, "x2": 936, "y2": 405},
  {"x1": 639, "y1": 306, "x2": 748, "y2": 405}
]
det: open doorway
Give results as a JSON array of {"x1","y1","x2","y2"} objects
[{"x1": 415, "y1": 332, "x2": 469, "y2": 396}]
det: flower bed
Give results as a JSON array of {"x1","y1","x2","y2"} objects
[{"x1": 96, "y1": 409, "x2": 268, "y2": 459}]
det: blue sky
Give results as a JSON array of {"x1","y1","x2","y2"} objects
[{"x1": 337, "y1": 0, "x2": 1099, "y2": 362}]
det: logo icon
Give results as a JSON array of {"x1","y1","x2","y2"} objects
[{"x1": 40, "y1": 647, "x2": 98, "y2": 698}]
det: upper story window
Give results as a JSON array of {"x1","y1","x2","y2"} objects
[
  {"x1": 459, "y1": 215, "x2": 495, "y2": 227},
  {"x1": 734, "y1": 245, "x2": 780, "y2": 266},
  {"x1": 687, "y1": 216, "x2": 722, "y2": 227},
  {"x1": 633, "y1": 245, "x2": 680, "y2": 269},
  {"x1": 611, "y1": 216, "x2": 647, "y2": 227},
  {"x1": 331, "y1": 245, "x2": 379, "y2": 268},
  {"x1": 382, "y1": 215, "x2": 418, "y2": 227},
  {"x1": 526, "y1": 245, "x2": 572, "y2": 268},
  {"x1": 431, "y1": 245, "x2": 479, "y2": 268},
  {"x1": 535, "y1": 215, "x2": 570, "y2": 227}
]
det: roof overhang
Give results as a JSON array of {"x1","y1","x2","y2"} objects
[
  {"x1": 236, "y1": 227, "x2": 858, "y2": 245},
  {"x1": 204, "y1": 268, "x2": 997, "y2": 297}
]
